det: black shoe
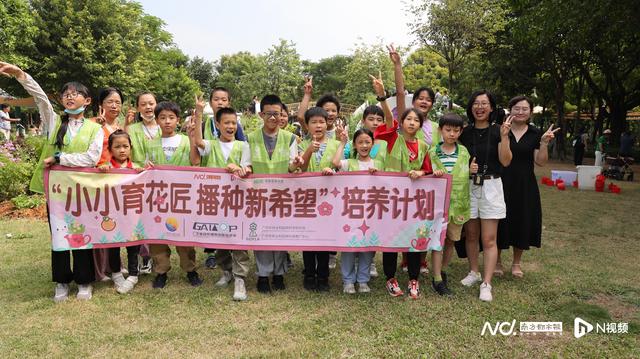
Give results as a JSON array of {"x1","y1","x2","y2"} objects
[
  {"x1": 303, "y1": 276, "x2": 317, "y2": 291},
  {"x1": 272, "y1": 275, "x2": 285, "y2": 290},
  {"x1": 442, "y1": 271, "x2": 448, "y2": 285},
  {"x1": 187, "y1": 271, "x2": 203, "y2": 287},
  {"x1": 316, "y1": 278, "x2": 330, "y2": 292},
  {"x1": 204, "y1": 255, "x2": 217, "y2": 269},
  {"x1": 432, "y1": 278, "x2": 453, "y2": 296},
  {"x1": 152, "y1": 273, "x2": 167, "y2": 289},
  {"x1": 257, "y1": 276, "x2": 271, "y2": 293}
]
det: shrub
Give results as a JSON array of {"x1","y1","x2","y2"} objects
[{"x1": 11, "y1": 193, "x2": 46, "y2": 209}]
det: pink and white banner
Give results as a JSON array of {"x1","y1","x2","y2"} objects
[{"x1": 45, "y1": 166, "x2": 451, "y2": 252}]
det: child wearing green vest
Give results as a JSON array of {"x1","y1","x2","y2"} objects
[
  {"x1": 189, "y1": 96, "x2": 252, "y2": 301},
  {"x1": 331, "y1": 128, "x2": 379, "y2": 294},
  {"x1": 371, "y1": 74, "x2": 433, "y2": 299},
  {"x1": 1, "y1": 62, "x2": 102, "y2": 302},
  {"x1": 298, "y1": 107, "x2": 341, "y2": 292},
  {"x1": 143, "y1": 101, "x2": 203, "y2": 289},
  {"x1": 248, "y1": 95, "x2": 304, "y2": 293},
  {"x1": 429, "y1": 113, "x2": 475, "y2": 296},
  {"x1": 125, "y1": 92, "x2": 160, "y2": 167}
]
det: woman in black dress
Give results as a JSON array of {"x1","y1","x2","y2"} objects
[{"x1": 497, "y1": 96, "x2": 558, "y2": 277}]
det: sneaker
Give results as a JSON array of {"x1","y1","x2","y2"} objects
[
  {"x1": 357, "y1": 282, "x2": 371, "y2": 293},
  {"x1": 407, "y1": 280, "x2": 420, "y2": 299},
  {"x1": 303, "y1": 276, "x2": 316, "y2": 291},
  {"x1": 401, "y1": 260, "x2": 408, "y2": 272},
  {"x1": 121, "y1": 267, "x2": 129, "y2": 275},
  {"x1": 343, "y1": 283, "x2": 356, "y2": 294},
  {"x1": 99, "y1": 276, "x2": 111, "y2": 282},
  {"x1": 432, "y1": 278, "x2": 453, "y2": 296},
  {"x1": 442, "y1": 271, "x2": 449, "y2": 285},
  {"x1": 460, "y1": 271, "x2": 482, "y2": 287},
  {"x1": 316, "y1": 278, "x2": 330, "y2": 292},
  {"x1": 205, "y1": 254, "x2": 217, "y2": 269},
  {"x1": 112, "y1": 272, "x2": 126, "y2": 288},
  {"x1": 385, "y1": 278, "x2": 404, "y2": 297},
  {"x1": 53, "y1": 283, "x2": 69, "y2": 303},
  {"x1": 257, "y1": 276, "x2": 271, "y2": 293},
  {"x1": 215, "y1": 270, "x2": 233, "y2": 287},
  {"x1": 77, "y1": 284, "x2": 93, "y2": 300},
  {"x1": 369, "y1": 262, "x2": 378, "y2": 278},
  {"x1": 187, "y1": 271, "x2": 203, "y2": 287},
  {"x1": 116, "y1": 276, "x2": 138, "y2": 294},
  {"x1": 153, "y1": 273, "x2": 168, "y2": 289},
  {"x1": 138, "y1": 257, "x2": 152, "y2": 275},
  {"x1": 479, "y1": 282, "x2": 493, "y2": 302},
  {"x1": 272, "y1": 275, "x2": 286, "y2": 291},
  {"x1": 328, "y1": 254, "x2": 337, "y2": 269},
  {"x1": 233, "y1": 277, "x2": 247, "y2": 301},
  {"x1": 420, "y1": 261, "x2": 429, "y2": 274}
]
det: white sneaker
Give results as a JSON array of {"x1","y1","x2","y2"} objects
[
  {"x1": 54, "y1": 283, "x2": 69, "y2": 303},
  {"x1": 112, "y1": 272, "x2": 126, "y2": 288},
  {"x1": 357, "y1": 283, "x2": 371, "y2": 293},
  {"x1": 215, "y1": 270, "x2": 233, "y2": 287},
  {"x1": 77, "y1": 284, "x2": 93, "y2": 300},
  {"x1": 121, "y1": 267, "x2": 129, "y2": 275},
  {"x1": 116, "y1": 276, "x2": 138, "y2": 294},
  {"x1": 343, "y1": 283, "x2": 356, "y2": 294},
  {"x1": 369, "y1": 263, "x2": 378, "y2": 278},
  {"x1": 329, "y1": 254, "x2": 337, "y2": 269},
  {"x1": 460, "y1": 271, "x2": 482, "y2": 287},
  {"x1": 138, "y1": 258, "x2": 152, "y2": 275},
  {"x1": 233, "y1": 277, "x2": 247, "y2": 301},
  {"x1": 479, "y1": 282, "x2": 493, "y2": 302}
]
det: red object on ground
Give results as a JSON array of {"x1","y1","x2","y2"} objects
[
  {"x1": 595, "y1": 174, "x2": 606, "y2": 192},
  {"x1": 572, "y1": 180, "x2": 579, "y2": 188},
  {"x1": 557, "y1": 182, "x2": 566, "y2": 190},
  {"x1": 541, "y1": 176, "x2": 551, "y2": 185},
  {"x1": 555, "y1": 178, "x2": 565, "y2": 186}
]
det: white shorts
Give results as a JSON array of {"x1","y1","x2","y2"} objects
[{"x1": 469, "y1": 177, "x2": 506, "y2": 219}]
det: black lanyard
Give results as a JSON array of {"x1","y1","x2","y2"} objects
[{"x1": 472, "y1": 125, "x2": 491, "y2": 175}]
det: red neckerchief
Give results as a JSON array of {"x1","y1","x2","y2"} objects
[{"x1": 110, "y1": 158, "x2": 133, "y2": 169}]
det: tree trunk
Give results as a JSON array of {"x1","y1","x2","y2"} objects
[
  {"x1": 554, "y1": 78, "x2": 566, "y2": 161},
  {"x1": 609, "y1": 97, "x2": 627, "y2": 148},
  {"x1": 573, "y1": 74, "x2": 584, "y2": 136}
]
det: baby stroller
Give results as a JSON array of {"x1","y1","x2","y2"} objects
[{"x1": 603, "y1": 155, "x2": 634, "y2": 181}]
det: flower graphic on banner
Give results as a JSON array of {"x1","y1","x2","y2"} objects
[
  {"x1": 317, "y1": 201, "x2": 333, "y2": 216},
  {"x1": 343, "y1": 224, "x2": 351, "y2": 232},
  {"x1": 154, "y1": 215, "x2": 162, "y2": 223}
]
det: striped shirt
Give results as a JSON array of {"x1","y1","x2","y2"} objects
[{"x1": 436, "y1": 143, "x2": 459, "y2": 174}]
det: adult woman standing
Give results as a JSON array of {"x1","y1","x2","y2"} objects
[
  {"x1": 459, "y1": 90, "x2": 512, "y2": 302},
  {"x1": 497, "y1": 96, "x2": 558, "y2": 277}
]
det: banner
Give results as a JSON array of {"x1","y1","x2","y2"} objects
[{"x1": 45, "y1": 166, "x2": 452, "y2": 252}]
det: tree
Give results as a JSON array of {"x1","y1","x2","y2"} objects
[
  {"x1": 214, "y1": 51, "x2": 267, "y2": 112},
  {"x1": 302, "y1": 55, "x2": 352, "y2": 98},
  {"x1": 408, "y1": 0, "x2": 508, "y2": 100},
  {"x1": 342, "y1": 41, "x2": 394, "y2": 105},
  {"x1": 263, "y1": 39, "x2": 303, "y2": 103},
  {"x1": 403, "y1": 47, "x2": 448, "y2": 94},
  {"x1": 186, "y1": 56, "x2": 217, "y2": 96},
  {"x1": 0, "y1": 0, "x2": 37, "y2": 95}
]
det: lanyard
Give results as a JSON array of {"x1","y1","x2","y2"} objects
[{"x1": 472, "y1": 125, "x2": 491, "y2": 175}]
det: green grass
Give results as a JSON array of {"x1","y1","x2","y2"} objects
[{"x1": 1, "y1": 161, "x2": 639, "y2": 358}]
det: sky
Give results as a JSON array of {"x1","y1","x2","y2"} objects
[{"x1": 137, "y1": 0, "x2": 417, "y2": 62}]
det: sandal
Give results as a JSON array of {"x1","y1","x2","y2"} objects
[
  {"x1": 493, "y1": 262, "x2": 504, "y2": 276},
  {"x1": 511, "y1": 263, "x2": 524, "y2": 278}
]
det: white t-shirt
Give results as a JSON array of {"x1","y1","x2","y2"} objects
[
  {"x1": 0, "y1": 111, "x2": 10, "y2": 130},
  {"x1": 340, "y1": 158, "x2": 375, "y2": 172},
  {"x1": 162, "y1": 135, "x2": 182, "y2": 161},
  {"x1": 199, "y1": 140, "x2": 251, "y2": 167}
]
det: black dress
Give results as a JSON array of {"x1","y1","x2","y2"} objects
[{"x1": 498, "y1": 125, "x2": 542, "y2": 250}]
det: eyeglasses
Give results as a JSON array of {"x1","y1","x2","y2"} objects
[
  {"x1": 472, "y1": 102, "x2": 491, "y2": 108},
  {"x1": 61, "y1": 92, "x2": 80, "y2": 99},
  {"x1": 262, "y1": 111, "x2": 280, "y2": 119}
]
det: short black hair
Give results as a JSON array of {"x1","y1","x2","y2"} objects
[
  {"x1": 439, "y1": 113, "x2": 464, "y2": 129},
  {"x1": 412, "y1": 87, "x2": 435, "y2": 103},
  {"x1": 215, "y1": 107, "x2": 237, "y2": 122},
  {"x1": 399, "y1": 108, "x2": 425, "y2": 127},
  {"x1": 154, "y1": 101, "x2": 181, "y2": 118},
  {"x1": 210, "y1": 87, "x2": 231, "y2": 102},
  {"x1": 281, "y1": 103, "x2": 289, "y2": 114},
  {"x1": 466, "y1": 90, "x2": 496, "y2": 122},
  {"x1": 98, "y1": 87, "x2": 124, "y2": 107},
  {"x1": 362, "y1": 105, "x2": 384, "y2": 120},
  {"x1": 260, "y1": 94, "x2": 283, "y2": 111},
  {"x1": 304, "y1": 107, "x2": 328, "y2": 124},
  {"x1": 352, "y1": 128, "x2": 374, "y2": 145},
  {"x1": 0, "y1": 104, "x2": 9, "y2": 110},
  {"x1": 316, "y1": 94, "x2": 341, "y2": 112},
  {"x1": 508, "y1": 95, "x2": 533, "y2": 111},
  {"x1": 135, "y1": 91, "x2": 156, "y2": 107},
  {"x1": 108, "y1": 129, "x2": 132, "y2": 149}
]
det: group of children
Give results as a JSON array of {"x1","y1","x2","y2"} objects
[{"x1": 1, "y1": 51, "x2": 486, "y2": 304}]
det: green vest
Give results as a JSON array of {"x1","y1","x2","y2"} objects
[
  {"x1": 348, "y1": 140, "x2": 387, "y2": 170},
  {"x1": 247, "y1": 129, "x2": 293, "y2": 174},
  {"x1": 202, "y1": 139, "x2": 243, "y2": 168},
  {"x1": 128, "y1": 122, "x2": 161, "y2": 167},
  {"x1": 143, "y1": 134, "x2": 191, "y2": 166},
  {"x1": 29, "y1": 118, "x2": 101, "y2": 194},
  {"x1": 429, "y1": 143, "x2": 471, "y2": 224},
  {"x1": 416, "y1": 120, "x2": 441, "y2": 146},
  {"x1": 300, "y1": 138, "x2": 340, "y2": 172},
  {"x1": 204, "y1": 116, "x2": 215, "y2": 141},
  {"x1": 385, "y1": 135, "x2": 428, "y2": 172}
]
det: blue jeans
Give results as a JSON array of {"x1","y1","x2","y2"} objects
[{"x1": 340, "y1": 252, "x2": 374, "y2": 284}]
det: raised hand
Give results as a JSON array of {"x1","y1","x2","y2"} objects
[
  {"x1": 95, "y1": 106, "x2": 106, "y2": 125},
  {"x1": 369, "y1": 70, "x2": 385, "y2": 98},
  {"x1": 541, "y1": 123, "x2": 561, "y2": 144},
  {"x1": 470, "y1": 157, "x2": 479, "y2": 174},
  {"x1": 303, "y1": 75, "x2": 313, "y2": 95},
  {"x1": 0, "y1": 61, "x2": 26, "y2": 80},
  {"x1": 500, "y1": 116, "x2": 513, "y2": 138},
  {"x1": 336, "y1": 124, "x2": 348, "y2": 144},
  {"x1": 311, "y1": 134, "x2": 321, "y2": 152},
  {"x1": 194, "y1": 93, "x2": 206, "y2": 115},
  {"x1": 125, "y1": 105, "x2": 136, "y2": 127},
  {"x1": 386, "y1": 44, "x2": 401, "y2": 66}
]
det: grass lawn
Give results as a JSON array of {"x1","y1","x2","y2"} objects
[{"x1": 0, "y1": 160, "x2": 639, "y2": 358}]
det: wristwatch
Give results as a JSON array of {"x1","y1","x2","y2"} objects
[{"x1": 54, "y1": 152, "x2": 61, "y2": 164}]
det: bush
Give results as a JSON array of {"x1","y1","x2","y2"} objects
[
  {"x1": 0, "y1": 137, "x2": 45, "y2": 201},
  {"x1": 11, "y1": 193, "x2": 45, "y2": 209}
]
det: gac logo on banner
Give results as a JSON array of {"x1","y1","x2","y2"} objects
[{"x1": 45, "y1": 166, "x2": 452, "y2": 252}]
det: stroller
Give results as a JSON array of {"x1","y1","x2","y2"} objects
[{"x1": 603, "y1": 155, "x2": 634, "y2": 181}]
